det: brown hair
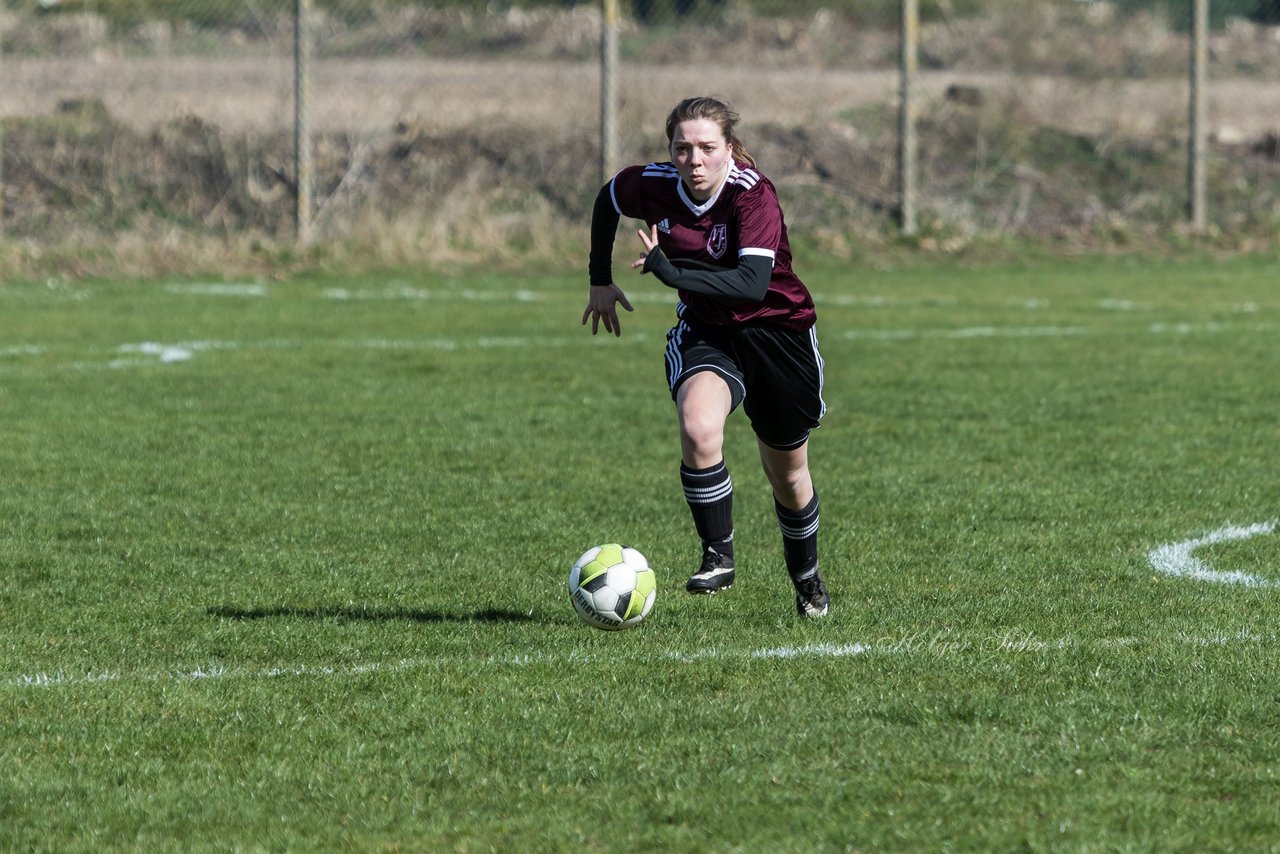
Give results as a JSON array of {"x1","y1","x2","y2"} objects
[{"x1": 664, "y1": 96, "x2": 756, "y2": 168}]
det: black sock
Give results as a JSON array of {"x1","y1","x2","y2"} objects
[
  {"x1": 681, "y1": 461, "x2": 734, "y2": 560},
  {"x1": 775, "y1": 492, "x2": 819, "y2": 580}
]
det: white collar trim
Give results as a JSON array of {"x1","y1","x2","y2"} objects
[{"x1": 677, "y1": 164, "x2": 737, "y2": 216}]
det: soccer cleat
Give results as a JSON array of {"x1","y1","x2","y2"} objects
[
  {"x1": 686, "y1": 549, "x2": 736, "y2": 594},
  {"x1": 792, "y1": 566, "x2": 830, "y2": 618}
]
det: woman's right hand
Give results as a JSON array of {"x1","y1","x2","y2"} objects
[{"x1": 581, "y1": 283, "x2": 635, "y2": 337}]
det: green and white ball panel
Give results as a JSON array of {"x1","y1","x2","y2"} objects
[{"x1": 568, "y1": 544, "x2": 656, "y2": 631}]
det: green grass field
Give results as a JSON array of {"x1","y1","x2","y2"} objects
[{"x1": 3, "y1": 253, "x2": 1280, "y2": 850}]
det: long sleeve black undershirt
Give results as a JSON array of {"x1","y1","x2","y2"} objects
[
  {"x1": 641, "y1": 248, "x2": 771, "y2": 302},
  {"x1": 588, "y1": 185, "x2": 620, "y2": 287},
  {"x1": 588, "y1": 183, "x2": 773, "y2": 303}
]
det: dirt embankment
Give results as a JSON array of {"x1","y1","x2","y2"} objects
[{"x1": 1, "y1": 5, "x2": 1279, "y2": 276}]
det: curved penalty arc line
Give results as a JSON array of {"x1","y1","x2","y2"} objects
[{"x1": 1147, "y1": 520, "x2": 1279, "y2": 587}]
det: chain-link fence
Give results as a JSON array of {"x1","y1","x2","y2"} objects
[{"x1": 1, "y1": 1, "x2": 1278, "y2": 267}]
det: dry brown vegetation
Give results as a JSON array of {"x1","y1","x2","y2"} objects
[{"x1": 1, "y1": 4, "x2": 1278, "y2": 280}]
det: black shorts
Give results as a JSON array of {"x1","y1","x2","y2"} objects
[{"x1": 664, "y1": 311, "x2": 827, "y2": 450}]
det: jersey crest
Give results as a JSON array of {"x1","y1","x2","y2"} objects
[{"x1": 706, "y1": 223, "x2": 728, "y2": 259}]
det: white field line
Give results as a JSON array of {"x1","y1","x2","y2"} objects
[
  {"x1": 1148, "y1": 520, "x2": 1279, "y2": 587},
  {"x1": 840, "y1": 321, "x2": 1276, "y2": 341},
  {"x1": 845, "y1": 325, "x2": 1090, "y2": 341},
  {"x1": 1, "y1": 345, "x2": 44, "y2": 357},
  {"x1": 102, "y1": 340, "x2": 240, "y2": 368},
  {"x1": 1, "y1": 281, "x2": 1272, "y2": 316},
  {"x1": 321, "y1": 287, "x2": 687, "y2": 306},
  {"x1": 3, "y1": 318, "x2": 1274, "y2": 372},
  {"x1": 10, "y1": 628, "x2": 1276, "y2": 691},
  {"x1": 323, "y1": 286, "x2": 541, "y2": 303},
  {"x1": 0, "y1": 334, "x2": 654, "y2": 371},
  {"x1": 164, "y1": 283, "x2": 266, "y2": 297}
]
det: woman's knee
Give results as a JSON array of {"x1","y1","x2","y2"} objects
[
  {"x1": 678, "y1": 407, "x2": 725, "y2": 464},
  {"x1": 759, "y1": 442, "x2": 813, "y2": 507},
  {"x1": 677, "y1": 374, "x2": 732, "y2": 464}
]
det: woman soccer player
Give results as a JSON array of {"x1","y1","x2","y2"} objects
[{"x1": 581, "y1": 96, "x2": 829, "y2": 618}]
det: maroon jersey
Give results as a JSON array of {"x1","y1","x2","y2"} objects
[{"x1": 608, "y1": 161, "x2": 816, "y2": 331}]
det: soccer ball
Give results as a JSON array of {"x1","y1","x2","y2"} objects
[{"x1": 568, "y1": 544, "x2": 656, "y2": 631}]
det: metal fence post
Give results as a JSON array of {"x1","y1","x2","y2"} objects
[
  {"x1": 1188, "y1": 0, "x2": 1208, "y2": 231},
  {"x1": 899, "y1": 0, "x2": 919, "y2": 236},
  {"x1": 600, "y1": 0, "x2": 620, "y2": 187},
  {"x1": 295, "y1": 0, "x2": 314, "y2": 247}
]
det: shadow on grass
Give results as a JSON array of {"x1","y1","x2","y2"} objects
[{"x1": 206, "y1": 605, "x2": 538, "y2": 624}]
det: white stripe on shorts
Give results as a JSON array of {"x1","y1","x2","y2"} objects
[
  {"x1": 810, "y1": 324, "x2": 828, "y2": 422},
  {"x1": 665, "y1": 319, "x2": 688, "y2": 389}
]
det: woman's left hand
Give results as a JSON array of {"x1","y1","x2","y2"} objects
[{"x1": 630, "y1": 224, "x2": 660, "y2": 270}]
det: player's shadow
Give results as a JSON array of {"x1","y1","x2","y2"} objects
[{"x1": 206, "y1": 604, "x2": 538, "y2": 624}]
